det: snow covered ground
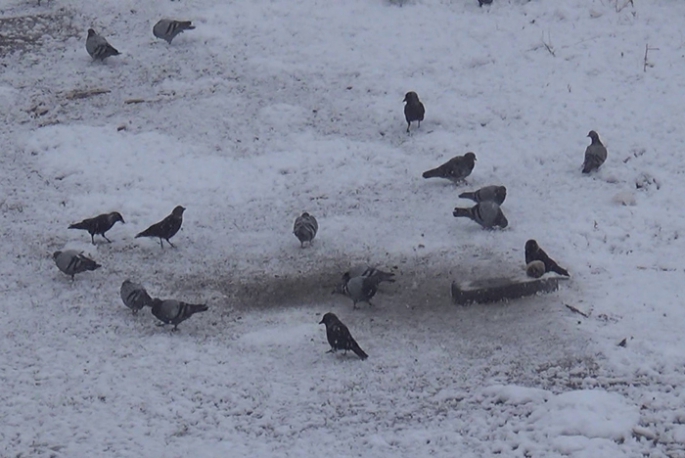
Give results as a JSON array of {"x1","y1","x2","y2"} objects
[{"x1": 2, "y1": 0, "x2": 685, "y2": 456}]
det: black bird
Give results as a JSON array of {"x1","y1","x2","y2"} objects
[
  {"x1": 69, "y1": 211, "x2": 125, "y2": 244},
  {"x1": 423, "y1": 152, "x2": 476, "y2": 183},
  {"x1": 525, "y1": 239, "x2": 570, "y2": 277},
  {"x1": 120, "y1": 280, "x2": 153, "y2": 314},
  {"x1": 85, "y1": 28, "x2": 120, "y2": 61},
  {"x1": 135, "y1": 206, "x2": 185, "y2": 248},
  {"x1": 459, "y1": 185, "x2": 507, "y2": 205},
  {"x1": 53, "y1": 250, "x2": 101, "y2": 280},
  {"x1": 403, "y1": 91, "x2": 425, "y2": 133},
  {"x1": 582, "y1": 130, "x2": 608, "y2": 174},
  {"x1": 453, "y1": 201, "x2": 508, "y2": 229},
  {"x1": 293, "y1": 212, "x2": 318, "y2": 247},
  {"x1": 150, "y1": 298, "x2": 208, "y2": 331},
  {"x1": 479, "y1": 0, "x2": 493, "y2": 6},
  {"x1": 319, "y1": 312, "x2": 368, "y2": 360}
]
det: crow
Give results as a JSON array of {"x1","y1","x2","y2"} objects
[
  {"x1": 319, "y1": 312, "x2": 368, "y2": 360},
  {"x1": 69, "y1": 211, "x2": 124, "y2": 244},
  {"x1": 135, "y1": 206, "x2": 185, "y2": 248},
  {"x1": 403, "y1": 91, "x2": 425, "y2": 133},
  {"x1": 525, "y1": 239, "x2": 570, "y2": 276}
]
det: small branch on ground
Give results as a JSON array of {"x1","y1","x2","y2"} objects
[
  {"x1": 643, "y1": 43, "x2": 659, "y2": 72},
  {"x1": 541, "y1": 32, "x2": 556, "y2": 57},
  {"x1": 124, "y1": 98, "x2": 146, "y2": 105},
  {"x1": 65, "y1": 88, "x2": 110, "y2": 100},
  {"x1": 564, "y1": 303, "x2": 590, "y2": 318},
  {"x1": 615, "y1": 0, "x2": 634, "y2": 13}
]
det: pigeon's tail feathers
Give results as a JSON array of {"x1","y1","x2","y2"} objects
[
  {"x1": 373, "y1": 270, "x2": 396, "y2": 283},
  {"x1": 422, "y1": 167, "x2": 442, "y2": 179},
  {"x1": 81, "y1": 257, "x2": 101, "y2": 272},
  {"x1": 458, "y1": 191, "x2": 477, "y2": 201},
  {"x1": 351, "y1": 341, "x2": 368, "y2": 360},
  {"x1": 452, "y1": 207, "x2": 473, "y2": 219},
  {"x1": 582, "y1": 156, "x2": 602, "y2": 173},
  {"x1": 184, "y1": 302, "x2": 209, "y2": 317},
  {"x1": 177, "y1": 21, "x2": 195, "y2": 30}
]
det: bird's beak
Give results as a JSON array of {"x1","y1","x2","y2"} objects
[
  {"x1": 121, "y1": 219, "x2": 126, "y2": 224},
  {"x1": 318, "y1": 319, "x2": 325, "y2": 324}
]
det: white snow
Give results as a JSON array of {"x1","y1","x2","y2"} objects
[{"x1": 2, "y1": 0, "x2": 685, "y2": 456}]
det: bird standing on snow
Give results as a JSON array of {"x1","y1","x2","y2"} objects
[
  {"x1": 478, "y1": 0, "x2": 493, "y2": 6},
  {"x1": 453, "y1": 201, "x2": 508, "y2": 229},
  {"x1": 319, "y1": 312, "x2": 368, "y2": 360},
  {"x1": 135, "y1": 206, "x2": 185, "y2": 248},
  {"x1": 69, "y1": 212, "x2": 125, "y2": 244},
  {"x1": 293, "y1": 212, "x2": 318, "y2": 248},
  {"x1": 423, "y1": 152, "x2": 476, "y2": 183},
  {"x1": 120, "y1": 280, "x2": 153, "y2": 314},
  {"x1": 340, "y1": 274, "x2": 379, "y2": 309},
  {"x1": 345, "y1": 265, "x2": 395, "y2": 285},
  {"x1": 150, "y1": 298, "x2": 208, "y2": 331},
  {"x1": 85, "y1": 28, "x2": 120, "y2": 61},
  {"x1": 53, "y1": 250, "x2": 101, "y2": 280},
  {"x1": 459, "y1": 185, "x2": 507, "y2": 205},
  {"x1": 153, "y1": 19, "x2": 196, "y2": 44},
  {"x1": 582, "y1": 130, "x2": 607, "y2": 174},
  {"x1": 525, "y1": 239, "x2": 570, "y2": 276},
  {"x1": 403, "y1": 91, "x2": 425, "y2": 133}
]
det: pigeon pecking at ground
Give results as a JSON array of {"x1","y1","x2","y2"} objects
[
  {"x1": 135, "y1": 206, "x2": 185, "y2": 248},
  {"x1": 453, "y1": 201, "x2": 508, "y2": 229},
  {"x1": 459, "y1": 185, "x2": 507, "y2": 205},
  {"x1": 339, "y1": 274, "x2": 380, "y2": 309},
  {"x1": 69, "y1": 211, "x2": 125, "y2": 245},
  {"x1": 293, "y1": 212, "x2": 318, "y2": 248},
  {"x1": 153, "y1": 19, "x2": 196, "y2": 44},
  {"x1": 85, "y1": 28, "x2": 120, "y2": 61},
  {"x1": 582, "y1": 130, "x2": 608, "y2": 174},
  {"x1": 150, "y1": 298, "x2": 208, "y2": 331},
  {"x1": 525, "y1": 239, "x2": 570, "y2": 277},
  {"x1": 120, "y1": 280, "x2": 153, "y2": 314},
  {"x1": 403, "y1": 91, "x2": 425, "y2": 133},
  {"x1": 319, "y1": 312, "x2": 368, "y2": 360},
  {"x1": 53, "y1": 250, "x2": 101, "y2": 280},
  {"x1": 422, "y1": 152, "x2": 476, "y2": 184}
]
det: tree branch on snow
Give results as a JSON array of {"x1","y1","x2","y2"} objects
[
  {"x1": 615, "y1": 0, "x2": 634, "y2": 13},
  {"x1": 541, "y1": 32, "x2": 556, "y2": 57},
  {"x1": 643, "y1": 43, "x2": 658, "y2": 72},
  {"x1": 564, "y1": 303, "x2": 590, "y2": 318},
  {"x1": 65, "y1": 88, "x2": 110, "y2": 100}
]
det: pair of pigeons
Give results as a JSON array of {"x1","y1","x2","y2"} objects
[
  {"x1": 68, "y1": 205, "x2": 185, "y2": 248},
  {"x1": 120, "y1": 280, "x2": 208, "y2": 330},
  {"x1": 333, "y1": 264, "x2": 396, "y2": 309},
  {"x1": 86, "y1": 19, "x2": 195, "y2": 60}
]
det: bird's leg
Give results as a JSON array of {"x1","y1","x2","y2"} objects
[
  {"x1": 90, "y1": 234, "x2": 96, "y2": 245},
  {"x1": 102, "y1": 234, "x2": 112, "y2": 243},
  {"x1": 368, "y1": 300, "x2": 375, "y2": 307},
  {"x1": 166, "y1": 239, "x2": 176, "y2": 248},
  {"x1": 172, "y1": 325, "x2": 179, "y2": 332},
  {"x1": 159, "y1": 238, "x2": 164, "y2": 249},
  {"x1": 155, "y1": 322, "x2": 166, "y2": 327},
  {"x1": 418, "y1": 120, "x2": 421, "y2": 128},
  {"x1": 300, "y1": 241, "x2": 304, "y2": 248},
  {"x1": 326, "y1": 349, "x2": 335, "y2": 354},
  {"x1": 406, "y1": 123, "x2": 411, "y2": 133}
]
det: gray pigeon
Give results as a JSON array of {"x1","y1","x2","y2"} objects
[
  {"x1": 293, "y1": 212, "x2": 318, "y2": 247},
  {"x1": 403, "y1": 91, "x2": 425, "y2": 133},
  {"x1": 342, "y1": 275, "x2": 378, "y2": 309},
  {"x1": 453, "y1": 201, "x2": 508, "y2": 229},
  {"x1": 120, "y1": 280, "x2": 153, "y2": 314},
  {"x1": 334, "y1": 264, "x2": 395, "y2": 295},
  {"x1": 53, "y1": 250, "x2": 101, "y2": 280},
  {"x1": 582, "y1": 130, "x2": 607, "y2": 173},
  {"x1": 459, "y1": 185, "x2": 507, "y2": 205},
  {"x1": 153, "y1": 19, "x2": 195, "y2": 44},
  {"x1": 150, "y1": 298, "x2": 208, "y2": 330},
  {"x1": 423, "y1": 153, "x2": 476, "y2": 183},
  {"x1": 85, "y1": 28, "x2": 120, "y2": 61}
]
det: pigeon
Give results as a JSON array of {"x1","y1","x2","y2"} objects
[
  {"x1": 582, "y1": 130, "x2": 607, "y2": 174},
  {"x1": 479, "y1": 0, "x2": 493, "y2": 6},
  {"x1": 68, "y1": 212, "x2": 125, "y2": 244},
  {"x1": 293, "y1": 212, "x2": 318, "y2": 248},
  {"x1": 135, "y1": 206, "x2": 185, "y2": 248},
  {"x1": 53, "y1": 250, "x2": 101, "y2": 280},
  {"x1": 403, "y1": 91, "x2": 425, "y2": 133},
  {"x1": 85, "y1": 28, "x2": 120, "y2": 61},
  {"x1": 525, "y1": 239, "x2": 570, "y2": 276},
  {"x1": 526, "y1": 261, "x2": 546, "y2": 279},
  {"x1": 120, "y1": 280, "x2": 153, "y2": 314},
  {"x1": 150, "y1": 298, "x2": 208, "y2": 331},
  {"x1": 453, "y1": 201, "x2": 508, "y2": 229},
  {"x1": 422, "y1": 152, "x2": 476, "y2": 183},
  {"x1": 319, "y1": 312, "x2": 368, "y2": 360},
  {"x1": 153, "y1": 19, "x2": 195, "y2": 44},
  {"x1": 459, "y1": 185, "x2": 507, "y2": 205},
  {"x1": 345, "y1": 265, "x2": 395, "y2": 285},
  {"x1": 341, "y1": 275, "x2": 378, "y2": 309}
]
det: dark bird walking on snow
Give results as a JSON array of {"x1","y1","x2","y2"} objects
[
  {"x1": 69, "y1": 211, "x2": 125, "y2": 244},
  {"x1": 293, "y1": 212, "x2": 318, "y2": 247},
  {"x1": 459, "y1": 185, "x2": 507, "y2": 205},
  {"x1": 153, "y1": 19, "x2": 195, "y2": 44},
  {"x1": 135, "y1": 206, "x2": 185, "y2": 248},
  {"x1": 403, "y1": 91, "x2": 425, "y2": 133},
  {"x1": 582, "y1": 130, "x2": 607, "y2": 174},
  {"x1": 53, "y1": 250, "x2": 101, "y2": 280},
  {"x1": 423, "y1": 152, "x2": 476, "y2": 183},
  {"x1": 120, "y1": 280, "x2": 153, "y2": 314},
  {"x1": 525, "y1": 239, "x2": 570, "y2": 277},
  {"x1": 319, "y1": 312, "x2": 368, "y2": 360},
  {"x1": 85, "y1": 28, "x2": 120, "y2": 61},
  {"x1": 150, "y1": 298, "x2": 208, "y2": 331},
  {"x1": 453, "y1": 201, "x2": 508, "y2": 229}
]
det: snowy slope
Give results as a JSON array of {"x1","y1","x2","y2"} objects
[{"x1": 2, "y1": 0, "x2": 685, "y2": 456}]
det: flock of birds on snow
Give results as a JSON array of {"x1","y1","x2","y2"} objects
[{"x1": 53, "y1": 13, "x2": 606, "y2": 360}]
